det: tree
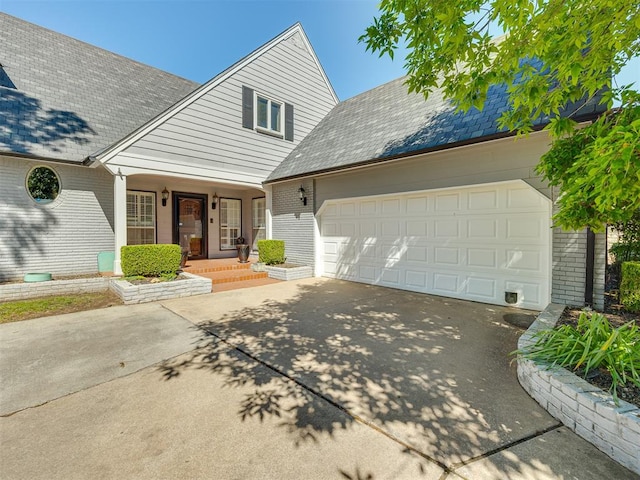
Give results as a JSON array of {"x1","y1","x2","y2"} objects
[{"x1": 360, "y1": 0, "x2": 640, "y2": 230}]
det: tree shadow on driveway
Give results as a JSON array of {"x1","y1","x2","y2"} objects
[{"x1": 159, "y1": 280, "x2": 556, "y2": 472}]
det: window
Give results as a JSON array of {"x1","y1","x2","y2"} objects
[
  {"x1": 256, "y1": 94, "x2": 282, "y2": 134},
  {"x1": 26, "y1": 166, "x2": 60, "y2": 204},
  {"x1": 127, "y1": 191, "x2": 156, "y2": 245},
  {"x1": 242, "y1": 86, "x2": 293, "y2": 140},
  {"x1": 220, "y1": 198, "x2": 241, "y2": 250},
  {"x1": 252, "y1": 197, "x2": 266, "y2": 251}
]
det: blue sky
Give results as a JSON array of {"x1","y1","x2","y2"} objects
[{"x1": 2, "y1": 0, "x2": 637, "y2": 101}]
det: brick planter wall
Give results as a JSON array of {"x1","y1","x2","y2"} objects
[
  {"x1": 517, "y1": 304, "x2": 640, "y2": 474},
  {"x1": 109, "y1": 272, "x2": 211, "y2": 304},
  {"x1": 265, "y1": 265, "x2": 313, "y2": 281},
  {"x1": 0, "y1": 277, "x2": 110, "y2": 302}
]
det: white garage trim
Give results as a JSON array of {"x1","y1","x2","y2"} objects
[{"x1": 317, "y1": 180, "x2": 552, "y2": 310}]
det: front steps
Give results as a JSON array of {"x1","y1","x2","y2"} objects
[{"x1": 183, "y1": 259, "x2": 281, "y2": 293}]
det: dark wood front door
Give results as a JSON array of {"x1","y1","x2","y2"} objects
[{"x1": 173, "y1": 193, "x2": 208, "y2": 259}]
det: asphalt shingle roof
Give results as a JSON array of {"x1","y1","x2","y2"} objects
[
  {"x1": 0, "y1": 13, "x2": 199, "y2": 163},
  {"x1": 266, "y1": 75, "x2": 605, "y2": 182}
]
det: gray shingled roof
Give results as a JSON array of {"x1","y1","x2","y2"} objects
[
  {"x1": 266, "y1": 75, "x2": 605, "y2": 182},
  {"x1": 0, "y1": 13, "x2": 199, "y2": 163}
]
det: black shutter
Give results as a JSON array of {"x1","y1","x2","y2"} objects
[
  {"x1": 242, "y1": 86, "x2": 253, "y2": 129},
  {"x1": 284, "y1": 103, "x2": 294, "y2": 141}
]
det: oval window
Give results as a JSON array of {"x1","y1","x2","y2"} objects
[{"x1": 27, "y1": 166, "x2": 60, "y2": 204}]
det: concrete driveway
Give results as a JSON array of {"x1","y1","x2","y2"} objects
[{"x1": 1, "y1": 278, "x2": 636, "y2": 479}]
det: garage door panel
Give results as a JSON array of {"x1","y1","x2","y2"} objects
[
  {"x1": 435, "y1": 220, "x2": 459, "y2": 238},
  {"x1": 435, "y1": 192, "x2": 460, "y2": 211},
  {"x1": 466, "y1": 277, "x2": 496, "y2": 298},
  {"x1": 505, "y1": 249, "x2": 542, "y2": 272},
  {"x1": 320, "y1": 181, "x2": 550, "y2": 309},
  {"x1": 467, "y1": 219, "x2": 498, "y2": 239},
  {"x1": 359, "y1": 200, "x2": 377, "y2": 215},
  {"x1": 468, "y1": 248, "x2": 497, "y2": 268},
  {"x1": 406, "y1": 220, "x2": 428, "y2": 236},
  {"x1": 468, "y1": 190, "x2": 498, "y2": 210},
  {"x1": 405, "y1": 270, "x2": 427, "y2": 288}
]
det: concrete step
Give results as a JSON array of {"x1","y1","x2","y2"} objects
[
  {"x1": 196, "y1": 269, "x2": 270, "y2": 285},
  {"x1": 184, "y1": 262, "x2": 253, "y2": 274}
]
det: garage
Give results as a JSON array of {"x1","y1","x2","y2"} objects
[{"x1": 318, "y1": 180, "x2": 551, "y2": 310}]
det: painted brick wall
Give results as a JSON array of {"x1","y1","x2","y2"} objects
[
  {"x1": 551, "y1": 226, "x2": 605, "y2": 310},
  {"x1": 271, "y1": 179, "x2": 315, "y2": 266},
  {"x1": 0, "y1": 156, "x2": 114, "y2": 281}
]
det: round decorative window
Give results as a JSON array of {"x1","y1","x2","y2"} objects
[{"x1": 26, "y1": 166, "x2": 60, "y2": 204}]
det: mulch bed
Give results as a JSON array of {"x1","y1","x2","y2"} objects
[{"x1": 556, "y1": 275, "x2": 640, "y2": 408}]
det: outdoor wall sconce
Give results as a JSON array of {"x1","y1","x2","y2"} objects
[
  {"x1": 161, "y1": 187, "x2": 169, "y2": 207},
  {"x1": 298, "y1": 186, "x2": 307, "y2": 206},
  {"x1": 211, "y1": 192, "x2": 218, "y2": 210}
]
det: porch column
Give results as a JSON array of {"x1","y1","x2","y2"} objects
[
  {"x1": 113, "y1": 172, "x2": 127, "y2": 275},
  {"x1": 264, "y1": 184, "x2": 273, "y2": 240}
]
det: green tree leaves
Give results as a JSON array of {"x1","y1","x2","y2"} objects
[{"x1": 360, "y1": 0, "x2": 640, "y2": 229}]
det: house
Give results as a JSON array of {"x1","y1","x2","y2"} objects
[
  {"x1": 264, "y1": 78, "x2": 607, "y2": 311},
  {"x1": 0, "y1": 13, "x2": 606, "y2": 311},
  {"x1": 0, "y1": 13, "x2": 338, "y2": 279}
]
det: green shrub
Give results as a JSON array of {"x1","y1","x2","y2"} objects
[
  {"x1": 513, "y1": 311, "x2": 640, "y2": 403},
  {"x1": 257, "y1": 240, "x2": 285, "y2": 265},
  {"x1": 621, "y1": 261, "x2": 640, "y2": 313},
  {"x1": 610, "y1": 241, "x2": 640, "y2": 264},
  {"x1": 121, "y1": 244, "x2": 181, "y2": 277}
]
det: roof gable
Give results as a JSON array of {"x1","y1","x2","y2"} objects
[
  {"x1": 97, "y1": 23, "x2": 338, "y2": 165},
  {"x1": 0, "y1": 13, "x2": 199, "y2": 163}
]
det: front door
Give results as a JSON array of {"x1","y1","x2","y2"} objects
[{"x1": 173, "y1": 193, "x2": 207, "y2": 259}]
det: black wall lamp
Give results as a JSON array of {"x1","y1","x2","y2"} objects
[
  {"x1": 211, "y1": 192, "x2": 218, "y2": 210},
  {"x1": 161, "y1": 187, "x2": 169, "y2": 207},
  {"x1": 298, "y1": 185, "x2": 307, "y2": 206}
]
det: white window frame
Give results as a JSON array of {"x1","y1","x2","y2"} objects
[
  {"x1": 252, "y1": 197, "x2": 266, "y2": 252},
  {"x1": 126, "y1": 190, "x2": 156, "y2": 245},
  {"x1": 254, "y1": 92, "x2": 283, "y2": 136},
  {"x1": 220, "y1": 198, "x2": 242, "y2": 250}
]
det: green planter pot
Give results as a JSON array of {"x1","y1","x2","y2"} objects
[{"x1": 24, "y1": 273, "x2": 52, "y2": 283}]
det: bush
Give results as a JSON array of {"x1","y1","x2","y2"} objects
[
  {"x1": 513, "y1": 311, "x2": 640, "y2": 403},
  {"x1": 621, "y1": 261, "x2": 640, "y2": 313},
  {"x1": 610, "y1": 241, "x2": 640, "y2": 264},
  {"x1": 121, "y1": 244, "x2": 181, "y2": 277},
  {"x1": 257, "y1": 240, "x2": 285, "y2": 265}
]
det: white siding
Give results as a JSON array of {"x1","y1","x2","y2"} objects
[
  {"x1": 110, "y1": 31, "x2": 337, "y2": 185},
  {"x1": 0, "y1": 156, "x2": 114, "y2": 281}
]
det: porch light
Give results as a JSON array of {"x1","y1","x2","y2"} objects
[
  {"x1": 161, "y1": 187, "x2": 169, "y2": 207},
  {"x1": 298, "y1": 185, "x2": 307, "y2": 206},
  {"x1": 211, "y1": 192, "x2": 218, "y2": 210}
]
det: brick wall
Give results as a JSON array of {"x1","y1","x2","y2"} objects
[
  {"x1": 551, "y1": 226, "x2": 606, "y2": 310},
  {"x1": 0, "y1": 156, "x2": 114, "y2": 281},
  {"x1": 271, "y1": 179, "x2": 315, "y2": 266}
]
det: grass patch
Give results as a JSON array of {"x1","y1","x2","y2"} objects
[{"x1": 0, "y1": 291, "x2": 122, "y2": 324}]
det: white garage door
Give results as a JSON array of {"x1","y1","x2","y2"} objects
[{"x1": 319, "y1": 181, "x2": 551, "y2": 310}]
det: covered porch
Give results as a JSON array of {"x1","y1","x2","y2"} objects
[{"x1": 112, "y1": 172, "x2": 271, "y2": 275}]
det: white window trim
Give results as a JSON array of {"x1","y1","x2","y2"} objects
[
  {"x1": 126, "y1": 190, "x2": 156, "y2": 245},
  {"x1": 254, "y1": 92, "x2": 283, "y2": 137},
  {"x1": 220, "y1": 197, "x2": 242, "y2": 250}
]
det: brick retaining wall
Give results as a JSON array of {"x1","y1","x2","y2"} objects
[{"x1": 517, "y1": 304, "x2": 640, "y2": 474}]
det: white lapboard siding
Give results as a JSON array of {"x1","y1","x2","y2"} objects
[
  {"x1": 116, "y1": 31, "x2": 337, "y2": 185},
  {"x1": 319, "y1": 181, "x2": 551, "y2": 310}
]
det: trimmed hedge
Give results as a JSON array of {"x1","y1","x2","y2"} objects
[
  {"x1": 620, "y1": 261, "x2": 640, "y2": 313},
  {"x1": 257, "y1": 240, "x2": 285, "y2": 265},
  {"x1": 121, "y1": 244, "x2": 182, "y2": 277}
]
